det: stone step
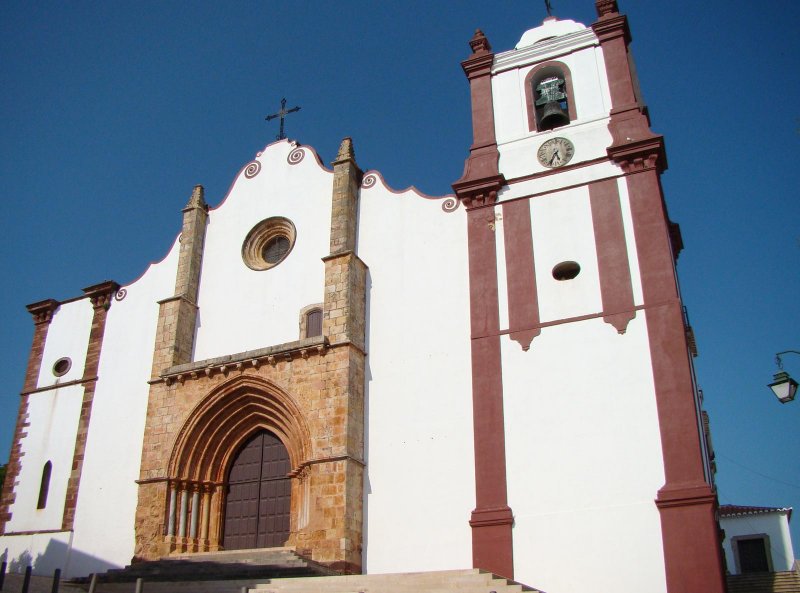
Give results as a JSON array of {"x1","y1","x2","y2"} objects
[
  {"x1": 168, "y1": 547, "x2": 303, "y2": 564},
  {"x1": 251, "y1": 569, "x2": 540, "y2": 593},
  {"x1": 73, "y1": 569, "x2": 541, "y2": 593},
  {"x1": 72, "y1": 549, "x2": 333, "y2": 584},
  {"x1": 72, "y1": 579, "x2": 262, "y2": 593},
  {"x1": 255, "y1": 568, "x2": 490, "y2": 585},
  {"x1": 726, "y1": 570, "x2": 800, "y2": 593}
]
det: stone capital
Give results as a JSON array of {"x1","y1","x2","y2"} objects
[
  {"x1": 26, "y1": 299, "x2": 60, "y2": 325},
  {"x1": 608, "y1": 135, "x2": 667, "y2": 174},
  {"x1": 83, "y1": 280, "x2": 121, "y2": 311},
  {"x1": 452, "y1": 174, "x2": 505, "y2": 210}
]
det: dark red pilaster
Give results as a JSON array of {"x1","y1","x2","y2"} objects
[
  {"x1": 62, "y1": 280, "x2": 119, "y2": 530},
  {"x1": 589, "y1": 178, "x2": 635, "y2": 333},
  {"x1": 502, "y1": 199, "x2": 540, "y2": 350},
  {"x1": 594, "y1": 2, "x2": 726, "y2": 591},
  {"x1": 453, "y1": 29, "x2": 513, "y2": 579},
  {"x1": 466, "y1": 207, "x2": 513, "y2": 579}
]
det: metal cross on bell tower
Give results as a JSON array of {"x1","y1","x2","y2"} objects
[{"x1": 265, "y1": 98, "x2": 301, "y2": 141}]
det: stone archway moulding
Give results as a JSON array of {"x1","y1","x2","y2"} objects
[{"x1": 168, "y1": 374, "x2": 312, "y2": 483}]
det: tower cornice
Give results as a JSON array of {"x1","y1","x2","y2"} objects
[
  {"x1": 608, "y1": 136, "x2": 668, "y2": 174},
  {"x1": 591, "y1": 13, "x2": 631, "y2": 44},
  {"x1": 492, "y1": 28, "x2": 598, "y2": 74}
]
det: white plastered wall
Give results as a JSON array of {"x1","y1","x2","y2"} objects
[
  {"x1": 0, "y1": 531, "x2": 73, "y2": 576},
  {"x1": 68, "y1": 240, "x2": 180, "y2": 577},
  {"x1": 193, "y1": 142, "x2": 333, "y2": 361},
  {"x1": 502, "y1": 316, "x2": 667, "y2": 593},
  {"x1": 358, "y1": 179, "x2": 474, "y2": 573},
  {"x1": 531, "y1": 185, "x2": 601, "y2": 323},
  {"x1": 4, "y1": 384, "x2": 83, "y2": 535},
  {"x1": 5, "y1": 299, "x2": 94, "y2": 538},
  {"x1": 494, "y1": 182, "x2": 666, "y2": 592},
  {"x1": 36, "y1": 298, "x2": 94, "y2": 389},
  {"x1": 495, "y1": 181, "x2": 646, "y2": 328},
  {"x1": 721, "y1": 512, "x2": 796, "y2": 573}
]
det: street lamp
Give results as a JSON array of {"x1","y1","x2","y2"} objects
[{"x1": 768, "y1": 351, "x2": 799, "y2": 404}]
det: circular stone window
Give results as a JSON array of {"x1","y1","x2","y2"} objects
[
  {"x1": 242, "y1": 217, "x2": 296, "y2": 271},
  {"x1": 552, "y1": 261, "x2": 581, "y2": 281},
  {"x1": 52, "y1": 357, "x2": 72, "y2": 377}
]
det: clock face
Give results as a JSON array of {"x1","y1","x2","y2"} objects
[{"x1": 537, "y1": 137, "x2": 575, "y2": 168}]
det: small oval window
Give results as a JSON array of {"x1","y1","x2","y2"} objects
[
  {"x1": 552, "y1": 261, "x2": 581, "y2": 281},
  {"x1": 52, "y1": 357, "x2": 72, "y2": 377}
]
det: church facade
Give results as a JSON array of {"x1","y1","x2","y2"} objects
[{"x1": 0, "y1": 3, "x2": 728, "y2": 592}]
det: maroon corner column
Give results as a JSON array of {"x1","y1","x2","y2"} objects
[
  {"x1": 452, "y1": 29, "x2": 514, "y2": 580},
  {"x1": 593, "y1": 1, "x2": 726, "y2": 591},
  {"x1": 0, "y1": 299, "x2": 60, "y2": 533},
  {"x1": 62, "y1": 280, "x2": 119, "y2": 530}
]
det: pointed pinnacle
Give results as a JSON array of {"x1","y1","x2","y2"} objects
[
  {"x1": 336, "y1": 137, "x2": 355, "y2": 163},
  {"x1": 184, "y1": 184, "x2": 207, "y2": 211},
  {"x1": 469, "y1": 29, "x2": 492, "y2": 54},
  {"x1": 595, "y1": 0, "x2": 619, "y2": 18}
]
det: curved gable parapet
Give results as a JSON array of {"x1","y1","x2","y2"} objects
[
  {"x1": 360, "y1": 170, "x2": 460, "y2": 213},
  {"x1": 114, "y1": 233, "x2": 181, "y2": 299},
  {"x1": 209, "y1": 140, "x2": 333, "y2": 214},
  {"x1": 283, "y1": 142, "x2": 332, "y2": 173}
]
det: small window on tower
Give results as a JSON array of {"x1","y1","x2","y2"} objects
[
  {"x1": 306, "y1": 308, "x2": 323, "y2": 338},
  {"x1": 299, "y1": 303, "x2": 324, "y2": 339},
  {"x1": 37, "y1": 461, "x2": 52, "y2": 509},
  {"x1": 534, "y1": 74, "x2": 570, "y2": 131}
]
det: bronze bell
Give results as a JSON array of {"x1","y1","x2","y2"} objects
[{"x1": 539, "y1": 101, "x2": 570, "y2": 129}]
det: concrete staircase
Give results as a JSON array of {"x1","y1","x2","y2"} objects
[
  {"x1": 727, "y1": 570, "x2": 800, "y2": 593},
  {"x1": 69, "y1": 547, "x2": 334, "y2": 591},
  {"x1": 251, "y1": 569, "x2": 541, "y2": 593},
  {"x1": 71, "y1": 567, "x2": 541, "y2": 593}
]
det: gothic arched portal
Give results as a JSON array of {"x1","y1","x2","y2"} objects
[{"x1": 163, "y1": 375, "x2": 311, "y2": 552}]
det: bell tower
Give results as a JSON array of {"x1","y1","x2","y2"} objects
[{"x1": 453, "y1": 2, "x2": 726, "y2": 592}]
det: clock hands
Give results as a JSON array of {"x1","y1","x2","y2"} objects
[{"x1": 537, "y1": 138, "x2": 574, "y2": 169}]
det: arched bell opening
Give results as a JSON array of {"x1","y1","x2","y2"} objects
[
  {"x1": 164, "y1": 375, "x2": 311, "y2": 553},
  {"x1": 524, "y1": 60, "x2": 578, "y2": 133}
]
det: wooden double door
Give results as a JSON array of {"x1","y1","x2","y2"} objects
[{"x1": 223, "y1": 430, "x2": 291, "y2": 549}]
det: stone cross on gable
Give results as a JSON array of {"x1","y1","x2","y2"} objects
[{"x1": 265, "y1": 98, "x2": 301, "y2": 141}]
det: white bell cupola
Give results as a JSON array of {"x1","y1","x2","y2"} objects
[{"x1": 491, "y1": 15, "x2": 615, "y2": 182}]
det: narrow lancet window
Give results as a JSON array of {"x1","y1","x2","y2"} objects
[
  {"x1": 37, "y1": 461, "x2": 52, "y2": 509},
  {"x1": 306, "y1": 308, "x2": 323, "y2": 338}
]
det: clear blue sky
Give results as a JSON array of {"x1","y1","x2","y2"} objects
[{"x1": 2, "y1": 1, "x2": 799, "y2": 556}]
